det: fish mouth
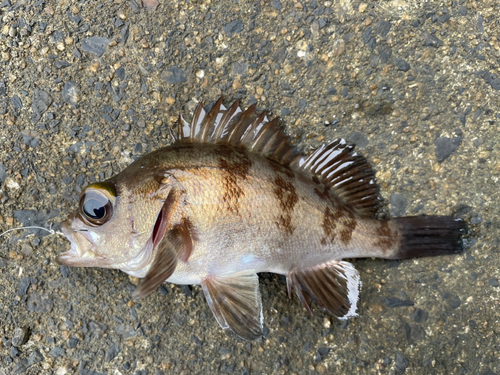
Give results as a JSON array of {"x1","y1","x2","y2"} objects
[{"x1": 57, "y1": 219, "x2": 111, "y2": 267}]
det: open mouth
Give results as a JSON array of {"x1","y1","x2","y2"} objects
[
  {"x1": 56, "y1": 220, "x2": 106, "y2": 267},
  {"x1": 61, "y1": 220, "x2": 94, "y2": 253}
]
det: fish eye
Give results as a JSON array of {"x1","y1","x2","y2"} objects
[
  {"x1": 83, "y1": 194, "x2": 107, "y2": 219},
  {"x1": 79, "y1": 183, "x2": 115, "y2": 225}
]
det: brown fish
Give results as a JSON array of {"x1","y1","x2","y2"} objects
[{"x1": 57, "y1": 98, "x2": 465, "y2": 340}]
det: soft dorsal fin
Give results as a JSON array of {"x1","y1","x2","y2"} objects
[
  {"x1": 174, "y1": 98, "x2": 381, "y2": 216},
  {"x1": 299, "y1": 139, "x2": 381, "y2": 216},
  {"x1": 173, "y1": 97, "x2": 302, "y2": 166}
]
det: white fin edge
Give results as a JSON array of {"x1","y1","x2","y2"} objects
[{"x1": 337, "y1": 261, "x2": 362, "y2": 320}]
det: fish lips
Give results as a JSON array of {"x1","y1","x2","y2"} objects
[{"x1": 57, "y1": 218, "x2": 112, "y2": 267}]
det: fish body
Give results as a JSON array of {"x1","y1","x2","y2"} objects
[
  {"x1": 105, "y1": 143, "x2": 386, "y2": 281},
  {"x1": 58, "y1": 98, "x2": 465, "y2": 340}
]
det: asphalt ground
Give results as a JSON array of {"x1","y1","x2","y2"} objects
[{"x1": 0, "y1": 0, "x2": 499, "y2": 374}]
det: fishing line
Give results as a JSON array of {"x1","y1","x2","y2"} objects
[{"x1": 0, "y1": 224, "x2": 64, "y2": 238}]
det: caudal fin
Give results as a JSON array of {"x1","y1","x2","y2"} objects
[{"x1": 392, "y1": 215, "x2": 466, "y2": 259}]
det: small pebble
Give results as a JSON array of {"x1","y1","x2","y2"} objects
[
  {"x1": 12, "y1": 327, "x2": 30, "y2": 347},
  {"x1": 488, "y1": 278, "x2": 499, "y2": 287}
]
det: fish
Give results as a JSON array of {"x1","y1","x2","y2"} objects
[{"x1": 57, "y1": 98, "x2": 466, "y2": 340}]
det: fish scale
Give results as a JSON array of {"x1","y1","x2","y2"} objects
[{"x1": 58, "y1": 98, "x2": 466, "y2": 341}]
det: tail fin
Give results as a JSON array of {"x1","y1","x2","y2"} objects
[{"x1": 392, "y1": 216, "x2": 466, "y2": 259}]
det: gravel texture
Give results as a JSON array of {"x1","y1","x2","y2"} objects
[{"x1": 0, "y1": 0, "x2": 499, "y2": 374}]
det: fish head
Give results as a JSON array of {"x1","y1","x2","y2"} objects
[{"x1": 57, "y1": 174, "x2": 171, "y2": 272}]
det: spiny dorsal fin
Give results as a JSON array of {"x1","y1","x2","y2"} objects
[
  {"x1": 173, "y1": 97, "x2": 302, "y2": 166},
  {"x1": 174, "y1": 98, "x2": 381, "y2": 216},
  {"x1": 298, "y1": 139, "x2": 381, "y2": 216}
]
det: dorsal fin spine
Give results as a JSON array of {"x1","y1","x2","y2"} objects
[
  {"x1": 215, "y1": 99, "x2": 240, "y2": 142},
  {"x1": 250, "y1": 111, "x2": 268, "y2": 143},
  {"x1": 227, "y1": 100, "x2": 242, "y2": 126},
  {"x1": 234, "y1": 104, "x2": 258, "y2": 143},
  {"x1": 262, "y1": 129, "x2": 281, "y2": 154},
  {"x1": 227, "y1": 113, "x2": 246, "y2": 143},
  {"x1": 195, "y1": 104, "x2": 207, "y2": 140},
  {"x1": 273, "y1": 138, "x2": 289, "y2": 160},
  {"x1": 250, "y1": 119, "x2": 274, "y2": 151},
  {"x1": 263, "y1": 118, "x2": 281, "y2": 147},
  {"x1": 200, "y1": 97, "x2": 224, "y2": 142},
  {"x1": 240, "y1": 117, "x2": 262, "y2": 145},
  {"x1": 179, "y1": 114, "x2": 190, "y2": 141}
]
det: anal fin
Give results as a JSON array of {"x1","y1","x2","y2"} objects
[
  {"x1": 201, "y1": 270, "x2": 263, "y2": 341},
  {"x1": 287, "y1": 261, "x2": 361, "y2": 319}
]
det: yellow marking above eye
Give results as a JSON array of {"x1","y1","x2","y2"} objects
[{"x1": 83, "y1": 182, "x2": 116, "y2": 197}]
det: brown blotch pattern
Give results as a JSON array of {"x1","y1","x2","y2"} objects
[
  {"x1": 314, "y1": 187, "x2": 328, "y2": 201},
  {"x1": 321, "y1": 207, "x2": 337, "y2": 245},
  {"x1": 216, "y1": 146, "x2": 252, "y2": 214},
  {"x1": 168, "y1": 217, "x2": 198, "y2": 262},
  {"x1": 273, "y1": 175, "x2": 299, "y2": 235},
  {"x1": 314, "y1": 186, "x2": 344, "y2": 207},
  {"x1": 339, "y1": 209, "x2": 357, "y2": 245},
  {"x1": 373, "y1": 220, "x2": 395, "y2": 251},
  {"x1": 320, "y1": 204, "x2": 357, "y2": 245},
  {"x1": 268, "y1": 158, "x2": 295, "y2": 179}
]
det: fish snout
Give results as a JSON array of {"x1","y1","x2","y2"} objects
[
  {"x1": 60, "y1": 219, "x2": 73, "y2": 239},
  {"x1": 57, "y1": 217, "x2": 97, "y2": 265}
]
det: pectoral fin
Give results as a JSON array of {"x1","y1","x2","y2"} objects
[
  {"x1": 287, "y1": 261, "x2": 361, "y2": 319},
  {"x1": 133, "y1": 218, "x2": 196, "y2": 300},
  {"x1": 133, "y1": 235, "x2": 180, "y2": 299},
  {"x1": 201, "y1": 270, "x2": 264, "y2": 341}
]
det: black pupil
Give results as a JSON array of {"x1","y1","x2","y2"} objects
[{"x1": 83, "y1": 198, "x2": 106, "y2": 220}]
